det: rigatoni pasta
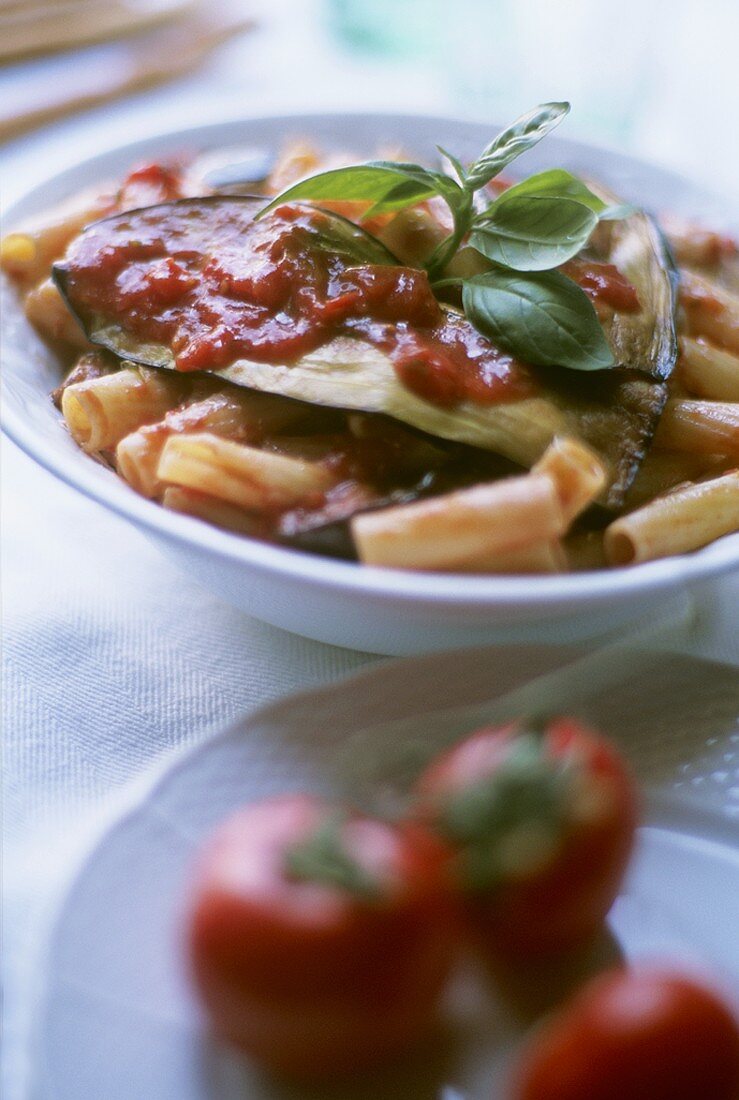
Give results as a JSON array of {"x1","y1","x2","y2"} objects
[
  {"x1": 157, "y1": 432, "x2": 336, "y2": 511},
  {"x1": 0, "y1": 188, "x2": 115, "y2": 290},
  {"x1": 23, "y1": 278, "x2": 89, "y2": 349},
  {"x1": 61, "y1": 367, "x2": 192, "y2": 452},
  {"x1": 532, "y1": 437, "x2": 607, "y2": 523},
  {"x1": 677, "y1": 338, "x2": 739, "y2": 403},
  {"x1": 452, "y1": 538, "x2": 567, "y2": 575},
  {"x1": 654, "y1": 398, "x2": 739, "y2": 458},
  {"x1": 604, "y1": 471, "x2": 739, "y2": 565},
  {"x1": 680, "y1": 271, "x2": 739, "y2": 355},
  {"x1": 351, "y1": 474, "x2": 566, "y2": 570},
  {"x1": 162, "y1": 486, "x2": 262, "y2": 536},
  {"x1": 116, "y1": 388, "x2": 306, "y2": 497}
]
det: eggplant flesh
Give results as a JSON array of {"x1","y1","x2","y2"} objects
[{"x1": 53, "y1": 192, "x2": 679, "y2": 509}]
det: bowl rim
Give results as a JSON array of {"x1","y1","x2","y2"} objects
[{"x1": 3, "y1": 109, "x2": 738, "y2": 610}]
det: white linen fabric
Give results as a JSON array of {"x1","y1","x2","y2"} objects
[{"x1": 2, "y1": 437, "x2": 379, "y2": 1098}]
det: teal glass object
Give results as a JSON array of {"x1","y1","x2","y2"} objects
[
  {"x1": 326, "y1": 0, "x2": 440, "y2": 57},
  {"x1": 444, "y1": 0, "x2": 657, "y2": 147}
]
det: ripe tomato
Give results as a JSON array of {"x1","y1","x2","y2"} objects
[
  {"x1": 414, "y1": 717, "x2": 638, "y2": 959},
  {"x1": 187, "y1": 793, "x2": 457, "y2": 1080},
  {"x1": 511, "y1": 966, "x2": 739, "y2": 1100}
]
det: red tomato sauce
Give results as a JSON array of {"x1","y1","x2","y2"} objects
[
  {"x1": 561, "y1": 259, "x2": 641, "y2": 312},
  {"x1": 62, "y1": 201, "x2": 535, "y2": 408},
  {"x1": 117, "y1": 163, "x2": 187, "y2": 210}
]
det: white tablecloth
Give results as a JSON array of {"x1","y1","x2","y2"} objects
[
  {"x1": 2, "y1": 435, "x2": 381, "y2": 1098},
  {"x1": 3, "y1": 4, "x2": 739, "y2": 1096}
]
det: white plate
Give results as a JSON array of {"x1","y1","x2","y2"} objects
[
  {"x1": 34, "y1": 644, "x2": 739, "y2": 1099},
  {"x1": 3, "y1": 113, "x2": 738, "y2": 654}
]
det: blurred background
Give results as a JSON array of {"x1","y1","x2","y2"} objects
[{"x1": 1, "y1": 0, "x2": 738, "y2": 198}]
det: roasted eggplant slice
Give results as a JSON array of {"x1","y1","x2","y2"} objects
[
  {"x1": 588, "y1": 185, "x2": 679, "y2": 380},
  {"x1": 576, "y1": 190, "x2": 679, "y2": 503},
  {"x1": 53, "y1": 192, "x2": 678, "y2": 507}
]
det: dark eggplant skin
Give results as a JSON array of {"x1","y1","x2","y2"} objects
[
  {"x1": 560, "y1": 191, "x2": 680, "y2": 505},
  {"x1": 277, "y1": 481, "x2": 436, "y2": 560},
  {"x1": 542, "y1": 364, "x2": 668, "y2": 509},
  {"x1": 595, "y1": 211, "x2": 680, "y2": 381}
]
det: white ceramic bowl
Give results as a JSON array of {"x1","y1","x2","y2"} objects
[{"x1": 3, "y1": 113, "x2": 738, "y2": 654}]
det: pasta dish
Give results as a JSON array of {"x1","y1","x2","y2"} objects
[{"x1": 2, "y1": 104, "x2": 737, "y2": 573}]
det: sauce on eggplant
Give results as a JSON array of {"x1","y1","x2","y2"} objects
[
  {"x1": 61, "y1": 201, "x2": 536, "y2": 408},
  {"x1": 61, "y1": 196, "x2": 642, "y2": 410},
  {"x1": 561, "y1": 259, "x2": 641, "y2": 312}
]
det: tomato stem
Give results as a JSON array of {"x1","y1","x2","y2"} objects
[
  {"x1": 284, "y1": 811, "x2": 379, "y2": 899},
  {"x1": 434, "y1": 728, "x2": 575, "y2": 892}
]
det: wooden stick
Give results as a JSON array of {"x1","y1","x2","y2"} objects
[
  {"x1": 0, "y1": 8, "x2": 254, "y2": 141},
  {"x1": 0, "y1": 1, "x2": 197, "y2": 63}
]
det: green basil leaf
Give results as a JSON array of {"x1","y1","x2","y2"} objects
[
  {"x1": 462, "y1": 268, "x2": 615, "y2": 371},
  {"x1": 490, "y1": 170, "x2": 634, "y2": 221},
  {"x1": 469, "y1": 195, "x2": 598, "y2": 271},
  {"x1": 491, "y1": 168, "x2": 607, "y2": 213},
  {"x1": 465, "y1": 102, "x2": 570, "y2": 190},
  {"x1": 259, "y1": 162, "x2": 462, "y2": 220},
  {"x1": 437, "y1": 144, "x2": 467, "y2": 185},
  {"x1": 363, "y1": 162, "x2": 465, "y2": 218}
]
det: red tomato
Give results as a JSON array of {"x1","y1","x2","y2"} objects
[
  {"x1": 187, "y1": 794, "x2": 457, "y2": 1080},
  {"x1": 511, "y1": 966, "x2": 739, "y2": 1100},
  {"x1": 414, "y1": 717, "x2": 638, "y2": 959}
]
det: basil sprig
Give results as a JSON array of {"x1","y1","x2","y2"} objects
[{"x1": 260, "y1": 103, "x2": 634, "y2": 372}]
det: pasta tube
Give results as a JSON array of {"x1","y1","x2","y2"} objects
[
  {"x1": 654, "y1": 399, "x2": 739, "y2": 457},
  {"x1": 663, "y1": 218, "x2": 736, "y2": 268},
  {"x1": 351, "y1": 473, "x2": 566, "y2": 571},
  {"x1": 61, "y1": 367, "x2": 191, "y2": 452},
  {"x1": 451, "y1": 539, "x2": 567, "y2": 574},
  {"x1": 162, "y1": 487, "x2": 260, "y2": 535},
  {"x1": 680, "y1": 271, "x2": 739, "y2": 355},
  {"x1": 533, "y1": 436, "x2": 607, "y2": 522},
  {"x1": 0, "y1": 189, "x2": 114, "y2": 289},
  {"x1": 677, "y1": 337, "x2": 739, "y2": 403},
  {"x1": 116, "y1": 389, "x2": 305, "y2": 498},
  {"x1": 604, "y1": 471, "x2": 739, "y2": 565},
  {"x1": 24, "y1": 279, "x2": 89, "y2": 349},
  {"x1": 157, "y1": 432, "x2": 336, "y2": 510}
]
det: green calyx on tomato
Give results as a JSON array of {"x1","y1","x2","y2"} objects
[
  {"x1": 283, "y1": 811, "x2": 380, "y2": 899},
  {"x1": 435, "y1": 725, "x2": 578, "y2": 892}
]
